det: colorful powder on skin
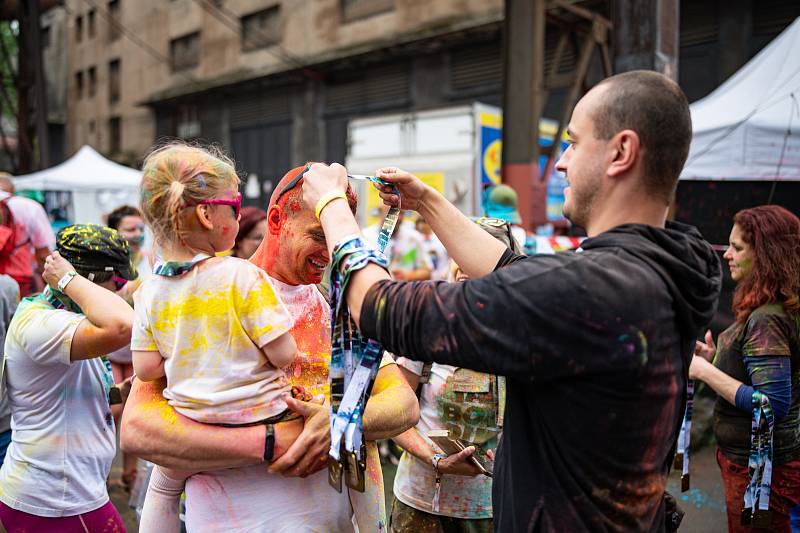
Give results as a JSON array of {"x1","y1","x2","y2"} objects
[{"x1": 736, "y1": 257, "x2": 753, "y2": 276}]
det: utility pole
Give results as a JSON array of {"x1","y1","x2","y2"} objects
[
  {"x1": 18, "y1": 0, "x2": 49, "y2": 172},
  {"x1": 501, "y1": 0, "x2": 611, "y2": 230},
  {"x1": 501, "y1": 0, "x2": 545, "y2": 230},
  {"x1": 612, "y1": 0, "x2": 680, "y2": 80}
]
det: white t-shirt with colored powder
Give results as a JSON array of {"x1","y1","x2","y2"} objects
[
  {"x1": 393, "y1": 358, "x2": 497, "y2": 519},
  {"x1": 0, "y1": 295, "x2": 116, "y2": 517},
  {"x1": 182, "y1": 275, "x2": 355, "y2": 533},
  {"x1": 131, "y1": 256, "x2": 294, "y2": 424}
]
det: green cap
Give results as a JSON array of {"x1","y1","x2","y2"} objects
[
  {"x1": 56, "y1": 224, "x2": 138, "y2": 281},
  {"x1": 485, "y1": 184, "x2": 522, "y2": 225}
]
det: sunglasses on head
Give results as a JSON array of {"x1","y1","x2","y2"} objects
[
  {"x1": 273, "y1": 166, "x2": 311, "y2": 205},
  {"x1": 112, "y1": 275, "x2": 128, "y2": 292},
  {"x1": 182, "y1": 192, "x2": 243, "y2": 219}
]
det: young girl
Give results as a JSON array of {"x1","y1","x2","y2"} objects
[{"x1": 132, "y1": 143, "x2": 299, "y2": 532}]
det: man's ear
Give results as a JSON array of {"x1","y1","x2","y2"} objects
[
  {"x1": 267, "y1": 204, "x2": 284, "y2": 236},
  {"x1": 195, "y1": 205, "x2": 214, "y2": 230},
  {"x1": 607, "y1": 129, "x2": 640, "y2": 178}
]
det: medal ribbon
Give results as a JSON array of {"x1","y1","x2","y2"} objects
[
  {"x1": 328, "y1": 177, "x2": 398, "y2": 477},
  {"x1": 742, "y1": 391, "x2": 774, "y2": 525}
]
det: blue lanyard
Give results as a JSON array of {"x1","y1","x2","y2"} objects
[
  {"x1": 674, "y1": 379, "x2": 694, "y2": 492},
  {"x1": 44, "y1": 288, "x2": 116, "y2": 406},
  {"x1": 44, "y1": 286, "x2": 82, "y2": 314},
  {"x1": 741, "y1": 391, "x2": 775, "y2": 527},
  {"x1": 327, "y1": 177, "x2": 398, "y2": 493}
]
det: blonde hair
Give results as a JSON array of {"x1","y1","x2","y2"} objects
[{"x1": 140, "y1": 141, "x2": 240, "y2": 247}]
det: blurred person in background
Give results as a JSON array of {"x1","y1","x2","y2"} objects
[
  {"x1": 0, "y1": 175, "x2": 56, "y2": 296},
  {"x1": 108, "y1": 205, "x2": 151, "y2": 280},
  {"x1": 390, "y1": 217, "x2": 519, "y2": 533},
  {"x1": 484, "y1": 184, "x2": 527, "y2": 250},
  {"x1": 0, "y1": 225, "x2": 136, "y2": 532},
  {"x1": 690, "y1": 205, "x2": 800, "y2": 532},
  {"x1": 106, "y1": 205, "x2": 149, "y2": 493},
  {"x1": 415, "y1": 216, "x2": 449, "y2": 280},
  {"x1": 232, "y1": 206, "x2": 268, "y2": 259},
  {"x1": 364, "y1": 207, "x2": 432, "y2": 281},
  {"x1": 0, "y1": 274, "x2": 18, "y2": 467}
]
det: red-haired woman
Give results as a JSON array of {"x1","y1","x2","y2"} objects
[{"x1": 690, "y1": 205, "x2": 800, "y2": 532}]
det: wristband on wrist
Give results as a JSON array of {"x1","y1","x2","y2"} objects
[
  {"x1": 314, "y1": 190, "x2": 347, "y2": 220},
  {"x1": 431, "y1": 453, "x2": 447, "y2": 472},
  {"x1": 263, "y1": 423, "x2": 275, "y2": 462},
  {"x1": 57, "y1": 271, "x2": 78, "y2": 293}
]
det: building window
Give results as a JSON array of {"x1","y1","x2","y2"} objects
[
  {"x1": 75, "y1": 15, "x2": 83, "y2": 42},
  {"x1": 241, "y1": 6, "x2": 280, "y2": 51},
  {"x1": 75, "y1": 71, "x2": 84, "y2": 99},
  {"x1": 109, "y1": 117, "x2": 121, "y2": 153},
  {"x1": 88, "y1": 10, "x2": 96, "y2": 38},
  {"x1": 341, "y1": 0, "x2": 393, "y2": 22},
  {"x1": 88, "y1": 66, "x2": 97, "y2": 97},
  {"x1": 108, "y1": 0, "x2": 121, "y2": 41},
  {"x1": 109, "y1": 59, "x2": 121, "y2": 104},
  {"x1": 170, "y1": 32, "x2": 200, "y2": 71}
]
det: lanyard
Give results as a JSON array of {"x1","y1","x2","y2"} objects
[
  {"x1": 153, "y1": 253, "x2": 213, "y2": 277},
  {"x1": 328, "y1": 176, "x2": 398, "y2": 493},
  {"x1": 43, "y1": 289, "x2": 119, "y2": 406},
  {"x1": 45, "y1": 286, "x2": 82, "y2": 314},
  {"x1": 674, "y1": 379, "x2": 694, "y2": 492},
  {"x1": 741, "y1": 391, "x2": 775, "y2": 528}
]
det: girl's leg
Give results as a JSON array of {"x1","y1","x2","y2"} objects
[{"x1": 139, "y1": 466, "x2": 192, "y2": 533}]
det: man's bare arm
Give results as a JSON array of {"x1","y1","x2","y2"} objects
[
  {"x1": 363, "y1": 363, "x2": 419, "y2": 440},
  {"x1": 120, "y1": 378, "x2": 302, "y2": 471}
]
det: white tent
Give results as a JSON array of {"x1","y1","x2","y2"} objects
[
  {"x1": 681, "y1": 17, "x2": 800, "y2": 181},
  {"x1": 12, "y1": 145, "x2": 141, "y2": 225}
]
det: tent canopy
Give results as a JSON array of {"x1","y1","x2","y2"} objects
[
  {"x1": 11, "y1": 145, "x2": 141, "y2": 226},
  {"x1": 681, "y1": 17, "x2": 800, "y2": 181},
  {"x1": 12, "y1": 145, "x2": 141, "y2": 191}
]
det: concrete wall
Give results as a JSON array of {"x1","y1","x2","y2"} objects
[{"x1": 64, "y1": 0, "x2": 503, "y2": 162}]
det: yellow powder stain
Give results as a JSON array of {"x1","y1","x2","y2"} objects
[{"x1": 138, "y1": 389, "x2": 180, "y2": 434}]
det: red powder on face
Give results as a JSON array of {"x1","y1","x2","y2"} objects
[
  {"x1": 289, "y1": 201, "x2": 301, "y2": 213},
  {"x1": 221, "y1": 226, "x2": 230, "y2": 235}
]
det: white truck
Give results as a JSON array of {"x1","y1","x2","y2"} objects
[{"x1": 345, "y1": 103, "x2": 569, "y2": 229}]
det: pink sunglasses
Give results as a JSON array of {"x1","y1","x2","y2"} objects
[{"x1": 182, "y1": 192, "x2": 242, "y2": 219}]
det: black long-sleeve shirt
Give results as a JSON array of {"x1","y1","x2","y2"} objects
[{"x1": 361, "y1": 222, "x2": 721, "y2": 532}]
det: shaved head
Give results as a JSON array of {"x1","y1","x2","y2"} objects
[
  {"x1": 270, "y1": 164, "x2": 357, "y2": 215},
  {"x1": 590, "y1": 70, "x2": 691, "y2": 202}
]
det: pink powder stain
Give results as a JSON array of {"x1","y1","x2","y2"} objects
[
  {"x1": 289, "y1": 200, "x2": 301, "y2": 213},
  {"x1": 221, "y1": 225, "x2": 230, "y2": 235}
]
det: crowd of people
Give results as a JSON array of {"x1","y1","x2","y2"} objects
[{"x1": 0, "y1": 70, "x2": 797, "y2": 533}]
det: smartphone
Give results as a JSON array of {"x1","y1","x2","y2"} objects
[{"x1": 427, "y1": 429, "x2": 493, "y2": 477}]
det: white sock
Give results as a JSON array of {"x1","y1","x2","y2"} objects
[{"x1": 138, "y1": 466, "x2": 188, "y2": 533}]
